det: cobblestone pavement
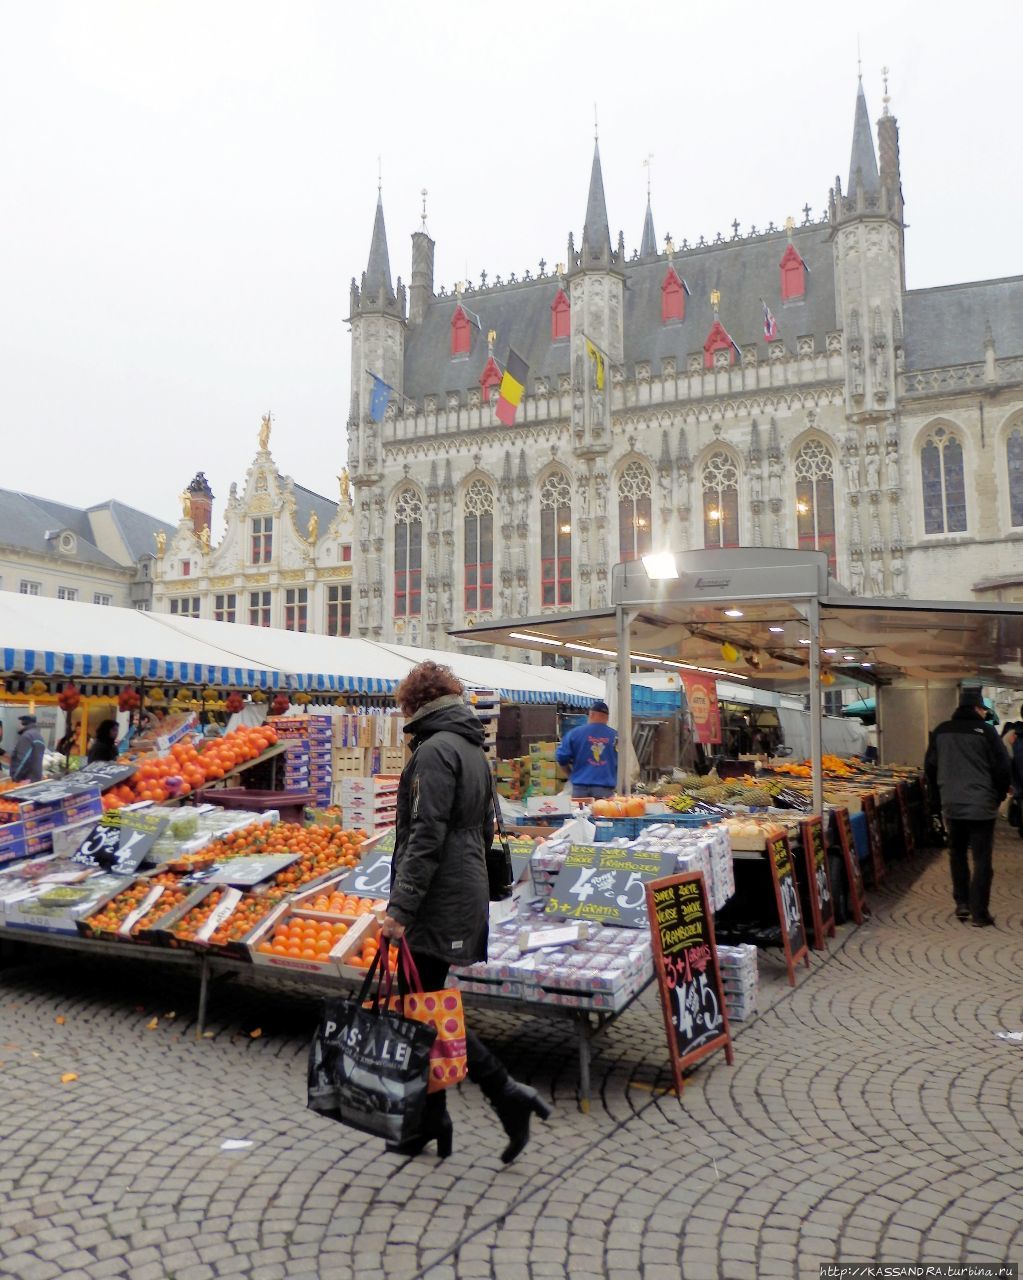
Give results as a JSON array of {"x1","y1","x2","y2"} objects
[{"x1": 1, "y1": 829, "x2": 1021, "y2": 1280}]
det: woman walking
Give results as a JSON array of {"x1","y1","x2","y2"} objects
[{"x1": 379, "y1": 661, "x2": 551, "y2": 1162}]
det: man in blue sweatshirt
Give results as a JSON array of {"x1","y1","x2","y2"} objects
[{"x1": 556, "y1": 701, "x2": 619, "y2": 798}]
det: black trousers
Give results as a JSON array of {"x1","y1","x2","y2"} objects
[
  {"x1": 400, "y1": 950, "x2": 508, "y2": 1116},
  {"x1": 947, "y1": 818, "x2": 995, "y2": 918}
]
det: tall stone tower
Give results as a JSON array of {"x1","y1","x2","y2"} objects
[
  {"x1": 347, "y1": 192, "x2": 406, "y2": 635},
  {"x1": 568, "y1": 141, "x2": 625, "y2": 606},
  {"x1": 830, "y1": 78, "x2": 907, "y2": 594}
]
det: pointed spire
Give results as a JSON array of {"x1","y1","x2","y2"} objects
[
  {"x1": 365, "y1": 192, "x2": 394, "y2": 305},
  {"x1": 848, "y1": 80, "x2": 880, "y2": 196},
  {"x1": 581, "y1": 141, "x2": 612, "y2": 267},
  {"x1": 640, "y1": 195, "x2": 657, "y2": 258},
  {"x1": 659, "y1": 430, "x2": 673, "y2": 469}
]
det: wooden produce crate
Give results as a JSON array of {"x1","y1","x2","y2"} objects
[{"x1": 247, "y1": 903, "x2": 376, "y2": 976}]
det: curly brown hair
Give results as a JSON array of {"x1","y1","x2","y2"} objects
[{"x1": 395, "y1": 661, "x2": 464, "y2": 717}]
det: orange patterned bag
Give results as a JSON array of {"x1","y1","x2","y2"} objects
[{"x1": 396, "y1": 941, "x2": 468, "y2": 1093}]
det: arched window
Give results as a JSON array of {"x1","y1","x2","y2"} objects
[
  {"x1": 464, "y1": 480, "x2": 494, "y2": 614},
  {"x1": 539, "y1": 470, "x2": 572, "y2": 606},
  {"x1": 1008, "y1": 428, "x2": 1023, "y2": 527},
  {"x1": 702, "y1": 451, "x2": 740, "y2": 548},
  {"x1": 393, "y1": 487, "x2": 423, "y2": 617},
  {"x1": 551, "y1": 289, "x2": 570, "y2": 341},
  {"x1": 921, "y1": 426, "x2": 967, "y2": 534},
  {"x1": 794, "y1": 439, "x2": 836, "y2": 572},
  {"x1": 618, "y1": 461, "x2": 653, "y2": 562}
]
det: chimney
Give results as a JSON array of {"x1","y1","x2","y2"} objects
[
  {"x1": 409, "y1": 228, "x2": 435, "y2": 326},
  {"x1": 187, "y1": 471, "x2": 214, "y2": 537}
]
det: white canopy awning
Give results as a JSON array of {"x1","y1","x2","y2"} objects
[{"x1": 0, "y1": 591, "x2": 602, "y2": 707}]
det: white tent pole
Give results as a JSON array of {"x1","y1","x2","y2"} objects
[
  {"x1": 807, "y1": 596, "x2": 824, "y2": 815},
  {"x1": 616, "y1": 605, "x2": 633, "y2": 794}
]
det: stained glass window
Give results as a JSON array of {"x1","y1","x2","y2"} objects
[
  {"x1": 464, "y1": 480, "x2": 494, "y2": 613},
  {"x1": 540, "y1": 471, "x2": 572, "y2": 606},
  {"x1": 1008, "y1": 429, "x2": 1023, "y2": 528},
  {"x1": 794, "y1": 439, "x2": 836, "y2": 572},
  {"x1": 618, "y1": 461, "x2": 653, "y2": 562},
  {"x1": 921, "y1": 426, "x2": 967, "y2": 534},
  {"x1": 394, "y1": 487, "x2": 423, "y2": 617}
]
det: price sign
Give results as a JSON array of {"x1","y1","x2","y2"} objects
[
  {"x1": 646, "y1": 871, "x2": 733, "y2": 1094},
  {"x1": 861, "y1": 794, "x2": 885, "y2": 884},
  {"x1": 336, "y1": 851, "x2": 393, "y2": 897},
  {"x1": 765, "y1": 831, "x2": 809, "y2": 985},
  {"x1": 507, "y1": 837, "x2": 535, "y2": 884},
  {"x1": 829, "y1": 806, "x2": 865, "y2": 925},
  {"x1": 799, "y1": 816, "x2": 835, "y2": 949},
  {"x1": 209, "y1": 853, "x2": 299, "y2": 887},
  {"x1": 72, "y1": 814, "x2": 166, "y2": 876},
  {"x1": 76, "y1": 761, "x2": 138, "y2": 791},
  {"x1": 545, "y1": 844, "x2": 675, "y2": 928}
]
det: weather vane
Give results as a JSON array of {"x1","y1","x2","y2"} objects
[
  {"x1": 420, "y1": 187, "x2": 429, "y2": 230},
  {"x1": 882, "y1": 65, "x2": 890, "y2": 114},
  {"x1": 643, "y1": 153, "x2": 654, "y2": 198}
]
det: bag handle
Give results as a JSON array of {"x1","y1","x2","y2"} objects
[{"x1": 397, "y1": 937, "x2": 424, "y2": 994}]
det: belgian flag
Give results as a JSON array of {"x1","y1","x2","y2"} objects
[{"x1": 495, "y1": 348, "x2": 528, "y2": 426}]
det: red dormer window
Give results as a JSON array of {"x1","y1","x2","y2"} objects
[
  {"x1": 703, "y1": 320, "x2": 736, "y2": 369},
  {"x1": 551, "y1": 288, "x2": 570, "y2": 341},
  {"x1": 779, "y1": 243, "x2": 807, "y2": 302},
  {"x1": 479, "y1": 355, "x2": 502, "y2": 403},
  {"x1": 451, "y1": 305, "x2": 471, "y2": 356},
  {"x1": 661, "y1": 266, "x2": 686, "y2": 324}
]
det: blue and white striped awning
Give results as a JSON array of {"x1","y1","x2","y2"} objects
[{"x1": 2, "y1": 647, "x2": 285, "y2": 689}]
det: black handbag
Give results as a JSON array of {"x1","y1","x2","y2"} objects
[
  {"x1": 1008, "y1": 795, "x2": 1021, "y2": 829},
  {"x1": 307, "y1": 946, "x2": 436, "y2": 1145},
  {"x1": 486, "y1": 771, "x2": 514, "y2": 901}
]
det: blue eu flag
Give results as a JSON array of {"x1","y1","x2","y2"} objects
[{"x1": 369, "y1": 373, "x2": 392, "y2": 423}]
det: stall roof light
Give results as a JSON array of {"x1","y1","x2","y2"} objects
[
  {"x1": 824, "y1": 648, "x2": 837, "y2": 655},
  {"x1": 564, "y1": 643, "x2": 617, "y2": 657},
  {"x1": 768, "y1": 626, "x2": 785, "y2": 633},
  {"x1": 843, "y1": 654, "x2": 857, "y2": 661},
  {"x1": 724, "y1": 608, "x2": 744, "y2": 618},
  {"x1": 508, "y1": 632, "x2": 561, "y2": 646},
  {"x1": 862, "y1": 662, "x2": 873, "y2": 668},
  {"x1": 642, "y1": 551, "x2": 679, "y2": 580},
  {"x1": 799, "y1": 639, "x2": 811, "y2": 646}
]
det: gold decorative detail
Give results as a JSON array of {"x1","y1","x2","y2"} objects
[
  {"x1": 280, "y1": 569, "x2": 308, "y2": 582},
  {"x1": 307, "y1": 511, "x2": 318, "y2": 543},
  {"x1": 210, "y1": 575, "x2": 235, "y2": 589},
  {"x1": 317, "y1": 565, "x2": 352, "y2": 582},
  {"x1": 154, "y1": 530, "x2": 166, "y2": 557},
  {"x1": 247, "y1": 572, "x2": 270, "y2": 584},
  {"x1": 198, "y1": 525, "x2": 211, "y2": 552},
  {"x1": 710, "y1": 289, "x2": 721, "y2": 310},
  {"x1": 180, "y1": 491, "x2": 192, "y2": 519},
  {"x1": 258, "y1": 412, "x2": 272, "y2": 451},
  {"x1": 338, "y1": 468, "x2": 351, "y2": 504},
  {"x1": 248, "y1": 494, "x2": 272, "y2": 513}
]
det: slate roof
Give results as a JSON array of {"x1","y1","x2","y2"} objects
[
  {"x1": 402, "y1": 223, "x2": 837, "y2": 403},
  {"x1": 902, "y1": 276, "x2": 1023, "y2": 370},
  {"x1": 848, "y1": 81, "x2": 880, "y2": 194},
  {"x1": 291, "y1": 484, "x2": 339, "y2": 535},
  {"x1": 0, "y1": 489, "x2": 173, "y2": 567}
]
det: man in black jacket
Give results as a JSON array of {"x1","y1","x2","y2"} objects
[{"x1": 925, "y1": 687, "x2": 1011, "y2": 927}]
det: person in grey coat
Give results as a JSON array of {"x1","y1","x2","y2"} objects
[
  {"x1": 925, "y1": 688, "x2": 1011, "y2": 926},
  {"x1": 9, "y1": 715, "x2": 46, "y2": 783},
  {"x1": 380, "y1": 661, "x2": 551, "y2": 1162}
]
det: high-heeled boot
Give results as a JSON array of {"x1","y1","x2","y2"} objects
[
  {"x1": 385, "y1": 1096, "x2": 453, "y2": 1159},
  {"x1": 490, "y1": 1078, "x2": 552, "y2": 1164}
]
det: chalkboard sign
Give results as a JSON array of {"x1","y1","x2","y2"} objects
[
  {"x1": 336, "y1": 850, "x2": 393, "y2": 898},
  {"x1": 72, "y1": 813, "x2": 166, "y2": 876},
  {"x1": 896, "y1": 782, "x2": 916, "y2": 857},
  {"x1": 507, "y1": 838, "x2": 535, "y2": 884},
  {"x1": 646, "y1": 871, "x2": 733, "y2": 1093},
  {"x1": 545, "y1": 844, "x2": 676, "y2": 928},
  {"x1": 9, "y1": 773, "x2": 103, "y2": 805},
  {"x1": 861, "y1": 794, "x2": 885, "y2": 884},
  {"x1": 764, "y1": 831, "x2": 808, "y2": 985},
  {"x1": 75, "y1": 761, "x2": 138, "y2": 791},
  {"x1": 799, "y1": 817, "x2": 835, "y2": 948},
  {"x1": 209, "y1": 853, "x2": 300, "y2": 886},
  {"x1": 829, "y1": 807, "x2": 865, "y2": 925}
]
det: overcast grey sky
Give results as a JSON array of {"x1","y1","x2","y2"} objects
[{"x1": 2, "y1": 1, "x2": 1019, "y2": 529}]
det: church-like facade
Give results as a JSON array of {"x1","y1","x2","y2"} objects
[{"x1": 345, "y1": 80, "x2": 1023, "y2": 653}]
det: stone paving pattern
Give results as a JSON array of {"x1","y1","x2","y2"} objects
[{"x1": 1, "y1": 829, "x2": 1021, "y2": 1280}]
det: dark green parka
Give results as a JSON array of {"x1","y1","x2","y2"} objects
[{"x1": 387, "y1": 695, "x2": 493, "y2": 965}]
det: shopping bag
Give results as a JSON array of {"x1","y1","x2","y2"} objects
[
  {"x1": 307, "y1": 952, "x2": 436, "y2": 1144},
  {"x1": 398, "y1": 940, "x2": 468, "y2": 1094},
  {"x1": 307, "y1": 997, "x2": 349, "y2": 1121}
]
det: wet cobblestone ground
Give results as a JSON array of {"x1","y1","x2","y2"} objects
[{"x1": 1, "y1": 830, "x2": 1021, "y2": 1279}]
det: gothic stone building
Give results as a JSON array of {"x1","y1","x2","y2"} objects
[
  {"x1": 152, "y1": 421, "x2": 355, "y2": 635},
  {"x1": 346, "y1": 80, "x2": 1023, "y2": 651}
]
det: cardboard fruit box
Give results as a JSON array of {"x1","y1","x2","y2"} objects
[{"x1": 246, "y1": 903, "x2": 377, "y2": 977}]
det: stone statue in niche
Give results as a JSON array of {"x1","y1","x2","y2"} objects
[
  {"x1": 749, "y1": 464, "x2": 763, "y2": 502},
  {"x1": 440, "y1": 488, "x2": 453, "y2": 531},
  {"x1": 864, "y1": 449, "x2": 880, "y2": 492},
  {"x1": 441, "y1": 579, "x2": 453, "y2": 621},
  {"x1": 517, "y1": 582, "x2": 529, "y2": 615},
  {"x1": 371, "y1": 589, "x2": 383, "y2": 629},
  {"x1": 885, "y1": 442, "x2": 900, "y2": 489},
  {"x1": 372, "y1": 497, "x2": 385, "y2": 540},
  {"x1": 595, "y1": 469, "x2": 608, "y2": 518},
  {"x1": 576, "y1": 473, "x2": 590, "y2": 517},
  {"x1": 848, "y1": 553, "x2": 864, "y2": 596},
  {"x1": 844, "y1": 446, "x2": 861, "y2": 494},
  {"x1": 864, "y1": 424, "x2": 880, "y2": 452},
  {"x1": 870, "y1": 553, "x2": 886, "y2": 596},
  {"x1": 359, "y1": 502, "x2": 371, "y2": 542},
  {"x1": 890, "y1": 551, "x2": 904, "y2": 595},
  {"x1": 358, "y1": 588, "x2": 369, "y2": 629},
  {"x1": 579, "y1": 570, "x2": 592, "y2": 610},
  {"x1": 427, "y1": 495, "x2": 438, "y2": 534},
  {"x1": 659, "y1": 469, "x2": 673, "y2": 511},
  {"x1": 768, "y1": 457, "x2": 782, "y2": 502},
  {"x1": 426, "y1": 594, "x2": 437, "y2": 625},
  {"x1": 849, "y1": 345, "x2": 864, "y2": 396},
  {"x1": 517, "y1": 487, "x2": 529, "y2": 528},
  {"x1": 500, "y1": 581, "x2": 512, "y2": 615},
  {"x1": 677, "y1": 471, "x2": 690, "y2": 513}
]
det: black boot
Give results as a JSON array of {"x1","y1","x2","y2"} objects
[{"x1": 491, "y1": 1079, "x2": 552, "y2": 1164}]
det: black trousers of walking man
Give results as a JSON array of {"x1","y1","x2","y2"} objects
[{"x1": 946, "y1": 818, "x2": 995, "y2": 920}]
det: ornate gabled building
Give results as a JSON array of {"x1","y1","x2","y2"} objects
[
  {"x1": 152, "y1": 416, "x2": 356, "y2": 633},
  {"x1": 344, "y1": 78, "x2": 1023, "y2": 652}
]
